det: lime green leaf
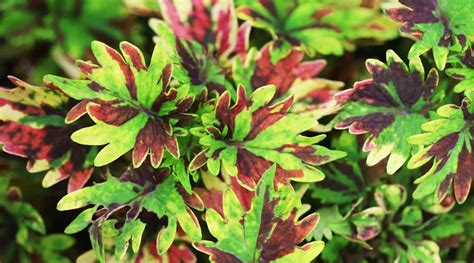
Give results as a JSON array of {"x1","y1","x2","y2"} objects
[
  {"x1": 45, "y1": 41, "x2": 193, "y2": 168},
  {"x1": 58, "y1": 166, "x2": 202, "y2": 261}
]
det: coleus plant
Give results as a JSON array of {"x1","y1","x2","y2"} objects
[
  {"x1": 189, "y1": 84, "x2": 345, "y2": 189},
  {"x1": 311, "y1": 132, "x2": 467, "y2": 262},
  {"x1": 386, "y1": 0, "x2": 474, "y2": 70},
  {"x1": 157, "y1": 0, "x2": 250, "y2": 64},
  {"x1": 1, "y1": 0, "x2": 474, "y2": 262},
  {"x1": 236, "y1": 0, "x2": 398, "y2": 57},
  {"x1": 314, "y1": 183, "x2": 465, "y2": 262},
  {"x1": 335, "y1": 50, "x2": 440, "y2": 175},
  {"x1": 195, "y1": 166, "x2": 324, "y2": 262},
  {"x1": 408, "y1": 92, "x2": 474, "y2": 204},
  {"x1": 233, "y1": 42, "x2": 345, "y2": 131},
  {"x1": 44, "y1": 40, "x2": 192, "y2": 169},
  {"x1": 148, "y1": 0, "x2": 251, "y2": 96},
  {"x1": 37, "y1": 31, "x2": 344, "y2": 260},
  {"x1": 57, "y1": 165, "x2": 202, "y2": 262},
  {"x1": 0, "y1": 76, "x2": 96, "y2": 192}
]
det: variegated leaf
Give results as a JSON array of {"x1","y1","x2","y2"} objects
[
  {"x1": 157, "y1": 0, "x2": 250, "y2": 63},
  {"x1": 0, "y1": 76, "x2": 96, "y2": 192},
  {"x1": 57, "y1": 166, "x2": 202, "y2": 262},
  {"x1": 45, "y1": 41, "x2": 193, "y2": 168},
  {"x1": 386, "y1": 0, "x2": 474, "y2": 69},
  {"x1": 233, "y1": 43, "x2": 344, "y2": 131},
  {"x1": 408, "y1": 94, "x2": 474, "y2": 204},
  {"x1": 194, "y1": 166, "x2": 324, "y2": 262},
  {"x1": 190, "y1": 85, "x2": 345, "y2": 189},
  {"x1": 335, "y1": 50, "x2": 439, "y2": 175}
]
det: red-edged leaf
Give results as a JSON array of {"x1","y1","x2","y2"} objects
[
  {"x1": 158, "y1": 0, "x2": 250, "y2": 62},
  {"x1": 58, "y1": 165, "x2": 202, "y2": 261},
  {"x1": 233, "y1": 43, "x2": 344, "y2": 132},
  {"x1": 0, "y1": 76, "x2": 96, "y2": 192},
  {"x1": 194, "y1": 172, "x2": 253, "y2": 216},
  {"x1": 45, "y1": 41, "x2": 193, "y2": 168},
  {"x1": 194, "y1": 167, "x2": 324, "y2": 262},
  {"x1": 191, "y1": 85, "x2": 345, "y2": 189}
]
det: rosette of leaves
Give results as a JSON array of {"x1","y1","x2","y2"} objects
[
  {"x1": 45, "y1": 41, "x2": 194, "y2": 168},
  {"x1": 233, "y1": 43, "x2": 344, "y2": 131},
  {"x1": 386, "y1": 0, "x2": 474, "y2": 70},
  {"x1": 374, "y1": 185, "x2": 464, "y2": 263},
  {"x1": 236, "y1": 0, "x2": 398, "y2": 57},
  {"x1": 374, "y1": 185, "x2": 464, "y2": 262},
  {"x1": 335, "y1": 50, "x2": 439, "y2": 175},
  {"x1": 157, "y1": 0, "x2": 251, "y2": 64},
  {"x1": 0, "y1": 176, "x2": 74, "y2": 263},
  {"x1": 149, "y1": 19, "x2": 229, "y2": 94},
  {"x1": 0, "y1": 76, "x2": 96, "y2": 192},
  {"x1": 57, "y1": 166, "x2": 203, "y2": 262},
  {"x1": 312, "y1": 185, "x2": 390, "y2": 249},
  {"x1": 407, "y1": 93, "x2": 474, "y2": 204},
  {"x1": 316, "y1": 184, "x2": 464, "y2": 262},
  {"x1": 195, "y1": 166, "x2": 324, "y2": 262},
  {"x1": 189, "y1": 85, "x2": 346, "y2": 189},
  {"x1": 446, "y1": 47, "x2": 474, "y2": 94},
  {"x1": 149, "y1": 0, "x2": 252, "y2": 95}
]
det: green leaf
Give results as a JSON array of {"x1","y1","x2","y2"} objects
[
  {"x1": 156, "y1": 217, "x2": 177, "y2": 255},
  {"x1": 64, "y1": 207, "x2": 97, "y2": 234},
  {"x1": 374, "y1": 184, "x2": 407, "y2": 213},
  {"x1": 41, "y1": 234, "x2": 75, "y2": 251},
  {"x1": 45, "y1": 41, "x2": 193, "y2": 168},
  {"x1": 46, "y1": 0, "x2": 127, "y2": 58},
  {"x1": 195, "y1": 166, "x2": 323, "y2": 262},
  {"x1": 114, "y1": 220, "x2": 146, "y2": 261},
  {"x1": 313, "y1": 206, "x2": 351, "y2": 241},
  {"x1": 398, "y1": 206, "x2": 423, "y2": 226},
  {"x1": 191, "y1": 85, "x2": 345, "y2": 189},
  {"x1": 446, "y1": 47, "x2": 474, "y2": 94},
  {"x1": 350, "y1": 207, "x2": 385, "y2": 241},
  {"x1": 311, "y1": 132, "x2": 366, "y2": 204},
  {"x1": 58, "y1": 167, "x2": 201, "y2": 261}
]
